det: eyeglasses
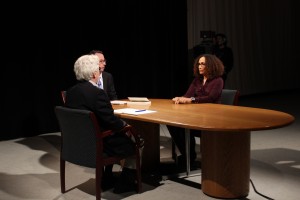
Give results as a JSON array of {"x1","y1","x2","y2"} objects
[
  {"x1": 99, "y1": 59, "x2": 106, "y2": 64},
  {"x1": 197, "y1": 62, "x2": 206, "y2": 66}
]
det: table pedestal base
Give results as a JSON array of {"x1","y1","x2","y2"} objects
[
  {"x1": 201, "y1": 131, "x2": 250, "y2": 199},
  {"x1": 123, "y1": 119, "x2": 160, "y2": 173}
]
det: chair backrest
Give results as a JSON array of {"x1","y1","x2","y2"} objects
[
  {"x1": 55, "y1": 106, "x2": 101, "y2": 168},
  {"x1": 220, "y1": 89, "x2": 239, "y2": 105},
  {"x1": 61, "y1": 91, "x2": 67, "y2": 104}
]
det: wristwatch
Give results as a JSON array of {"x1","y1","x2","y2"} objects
[{"x1": 191, "y1": 97, "x2": 196, "y2": 103}]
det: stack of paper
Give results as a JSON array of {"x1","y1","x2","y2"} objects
[
  {"x1": 128, "y1": 97, "x2": 150, "y2": 102},
  {"x1": 127, "y1": 97, "x2": 151, "y2": 106}
]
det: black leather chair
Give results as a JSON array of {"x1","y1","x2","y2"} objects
[
  {"x1": 55, "y1": 106, "x2": 142, "y2": 200},
  {"x1": 220, "y1": 89, "x2": 240, "y2": 105}
]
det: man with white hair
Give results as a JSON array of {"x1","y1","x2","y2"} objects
[{"x1": 65, "y1": 54, "x2": 141, "y2": 193}]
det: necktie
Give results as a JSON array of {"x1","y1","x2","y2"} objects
[{"x1": 98, "y1": 78, "x2": 103, "y2": 89}]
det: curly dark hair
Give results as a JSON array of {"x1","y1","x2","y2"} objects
[{"x1": 193, "y1": 54, "x2": 224, "y2": 80}]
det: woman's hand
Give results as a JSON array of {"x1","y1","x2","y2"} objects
[{"x1": 172, "y1": 97, "x2": 192, "y2": 104}]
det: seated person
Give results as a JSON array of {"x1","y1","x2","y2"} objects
[
  {"x1": 89, "y1": 49, "x2": 118, "y2": 100},
  {"x1": 168, "y1": 54, "x2": 224, "y2": 166},
  {"x1": 65, "y1": 54, "x2": 142, "y2": 193}
]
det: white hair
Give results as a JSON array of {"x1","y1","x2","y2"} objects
[{"x1": 74, "y1": 54, "x2": 99, "y2": 81}]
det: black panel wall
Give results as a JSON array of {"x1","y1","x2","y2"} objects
[{"x1": 2, "y1": 1, "x2": 188, "y2": 140}]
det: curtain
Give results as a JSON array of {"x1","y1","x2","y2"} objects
[{"x1": 187, "y1": 0, "x2": 299, "y2": 95}]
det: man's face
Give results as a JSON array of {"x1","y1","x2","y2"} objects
[
  {"x1": 95, "y1": 53, "x2": 106, "y2": 73},
  {"x1": 216, "y1": 36, "x2": 225, "y2": 46}
]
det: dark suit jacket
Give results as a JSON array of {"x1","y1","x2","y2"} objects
[
  {"x1": 102, "y1": 71, "x2": 118, "y2": 100},
  {"x1": 65, "y1": 81, "x2": 125, "y2": 131}
]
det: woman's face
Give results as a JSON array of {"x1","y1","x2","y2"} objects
[{"x1": 198, "y1": 56, "x2": 206, "y2": 75}]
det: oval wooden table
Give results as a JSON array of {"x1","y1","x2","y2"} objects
[{"x1": 113, "y1": 99, "x2": 294, "y2": 199}]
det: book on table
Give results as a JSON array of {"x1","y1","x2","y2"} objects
[{"x1": 128, "y1": 97, "x2": 150, "y2": 102}]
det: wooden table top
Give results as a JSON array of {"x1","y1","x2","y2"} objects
[{"x1": 113, "y1": 99, "x2": 295, "y2": 132}]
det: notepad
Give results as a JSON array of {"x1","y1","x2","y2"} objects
[
  {"x1": 114, "y1": 108, "x2": 156, "y2": 115},
  {"x1": 128, "y1": 97, "x2": 150, "y2": 102}
]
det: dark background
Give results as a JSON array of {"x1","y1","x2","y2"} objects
[
  {"x1": 2, "y1": 1, "x2": 188, "y2": 139},
  {"x1": 2, "y1": 1, "x2": 299, "y2": 140}
]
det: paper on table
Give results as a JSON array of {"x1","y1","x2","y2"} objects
[
  {"x1": 110, "y1": 100, "x2": 129, "y2": 105},
  {"x1": 127, "y1": 101, "x2": 151, "y2": 106},
  {"x1": 114, "y1": 108, "x2": 156, "y2": 115}
]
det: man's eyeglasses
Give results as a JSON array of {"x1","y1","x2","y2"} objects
[{"x1": 99, "y1": 59, "x2": 106, "y2": 64}]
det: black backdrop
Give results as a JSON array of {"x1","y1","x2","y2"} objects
[{"x1": 2, "y1": 1, "x2": 188, "y2": 140}]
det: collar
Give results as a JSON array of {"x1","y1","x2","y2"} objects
[{"x1": 89, "y1": 80, "x2": 98, "y2": 87}]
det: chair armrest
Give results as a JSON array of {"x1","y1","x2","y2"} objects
[
  {"x1": 121, "y1": 125, "x2": 144, "y2": 148},
  {"x1": 102, "y1": 130, "x2": 114, "y2": 138}
]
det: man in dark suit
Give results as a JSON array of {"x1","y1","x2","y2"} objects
[
  {"x1": 65, "y1": 54, "x2": 139, "y2": 193},
  {"x1": 89, "y1": 50, "x2": 118, "y2": 100}
]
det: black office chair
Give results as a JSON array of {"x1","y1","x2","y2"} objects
[
  {"x1": 171, "y1": 89, "x2": 240, "y2": 164},
  {"x1": 55, "y1": 106, "x2": 143, "y2": 200},
  {"x1": 60, "y1": 90, "x2": 128, "y2": 170},
  {"x1": 220, "y1": 89, "x2": 240, "y2": 105}
]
